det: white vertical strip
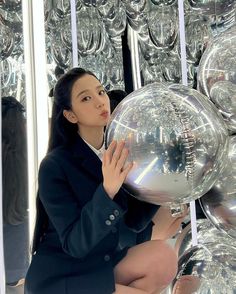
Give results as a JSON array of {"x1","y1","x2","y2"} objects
[
  {"x1": 32, "y1": 1, "x2": 49, "y2": 163},
  {"x1": 22, "y1": 0, "x2": 49, "y2": 243},
  {"x1": 128, "y1": 24, "x2": 142, "y2": 90},
  {"x1": 189, "y1": 201, "x2": 198, "y2": 246},
  {"x1": 0, "y1": 71, "x2": 6, "y2": 294},
  {"x1": 22, "y1": 0, "x2": 38, "y2": 245},
  {"x1": 70, "y1": 0, "x2": 78, "y2": 67},
  {"x1": 177, "y1": 0, "x2": 188, "y2": 86},
  {"x1": 177, "y1": 0, "x2": 198, "y2": 247}
]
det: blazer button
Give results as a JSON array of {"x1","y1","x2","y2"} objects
[
  {"x1": 105, "y1": 220, "x2": 112, "y2": 226},
  {"x1": 104, "y1": 254, "x2": 110, "y2": 262},
  {"x1": 114, "y1": 209, "x2": 120, "y2": 217},
  {"x1": 109, "y1": 214, "x2": 115, "y2": 221}
]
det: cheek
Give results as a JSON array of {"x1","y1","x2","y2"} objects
[{"x1": 105, "y1": 96, "x2": 110, "y2": 107}]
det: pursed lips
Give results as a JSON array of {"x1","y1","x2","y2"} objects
[{"x1": 100, "y1": 110, "x2": 109, "y2": 117}]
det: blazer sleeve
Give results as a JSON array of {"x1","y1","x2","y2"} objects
[
  {"x1": 38, "y1": 156, "x2": 127, "y2": 259},
  {"x1": 123, "y1": 188, "x2": 160, "y2": 233}
]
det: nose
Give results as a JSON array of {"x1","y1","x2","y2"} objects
[{"x1": 95, "y1": 95, "x2": 105, "y2": 108}]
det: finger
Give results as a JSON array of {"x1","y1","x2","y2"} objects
[
  {"x1": 121, "y1": 162, "x2": 133, "y2": 180},
  {"x1": 111, "y1": 141, "x2": 125, "y2": 166},
  {"x1": 116, "y1": 147, "x2": 129, "y2": 170},
  {"x1": 106, "y1": 140, "x2": 117, "y2": 164}
]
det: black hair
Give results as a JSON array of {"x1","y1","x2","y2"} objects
[
  {"x1": 1, "y1": 96, "x2": 28, "y2": 225},
  {"x1": 54, "y1": 66, "x2": 65, "y2": 79},
  {"x1": 47, "y1": 67, "x2": 97, "y2": 152},
  {"x1": 107, "y1": 89, "x2": 127, "y2": 113},
  {"x1": 32, "y1": 67, "x2": 97, "y2": 253}
]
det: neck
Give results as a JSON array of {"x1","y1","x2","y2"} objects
[{"x1": 78, "y1": 127, "x2": 104, "y2": 150}]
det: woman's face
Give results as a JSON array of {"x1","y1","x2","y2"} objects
[{"x1": 64, "y1": 74, "x2": 110, "y2": 131}]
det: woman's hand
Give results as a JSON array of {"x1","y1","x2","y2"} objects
[
  {"x1": 151, "y1": 205, "x2": 189, "y2": 240},
  {"x1": 102, "y1": 140, "x2": 133, "y2": 199}
]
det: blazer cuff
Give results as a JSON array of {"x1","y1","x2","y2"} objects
[{"x1": 93, "y1": 184, "x2": 127, "y2": 221}]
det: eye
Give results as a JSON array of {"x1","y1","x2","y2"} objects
[
  {"x1": 99, "y1": 89, "x2": 106, "y2": 95},
  {"x1": 81, "y1": 96, "x2": 91, "y2": 102}
]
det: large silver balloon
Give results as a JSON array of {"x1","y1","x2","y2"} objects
[
  {"x1": 210, "y1": 80, "x2": 236, "y2": 133},
  {"x1": 200, "y1": 135, "x2": 236, "y2": 239},
  {"x1": 150, "y1": 0, "x2": 177, "y2": 5},
  {"x1": 187, "y1": 0, "x2": 235, "y2": 16},
  {"x1": 175, "y1": 219, "x2": 236, "y2": 258},
  {"x1": 0, "y1": 0, "x2": 21, "y2": 12},
  {"x1": 172, "y1": 243, "x2": 236, "y2": 293},
  {"x1": 198, "y1": 26, "x2": 236, "y2": 98},
  {"x1": 0, "y1": 16, "x2": 15, "y2": 60},
  {"x1": 184, "y1": 14, "x2": 211, "y2": 65},
  {"x1": 105, "y1": 83, "x2": 229, "y2": 207},
  {"x1": 147, "y1": 6, "x2": 178, "y2": 50},
  {"x1": 210, "y1": 81, "x2": 236, "y2": 115}
]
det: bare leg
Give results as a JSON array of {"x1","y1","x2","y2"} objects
[{"x1": 114, "y1": 240, "x2": 178, "y2": 294}]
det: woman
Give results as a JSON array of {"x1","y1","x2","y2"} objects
[
  {"x1": 2, "y1": 96, "x2": 29, "y2": 294},
  {"x1": 25, "y1": 67, "x2": 177, "y2": 294}
]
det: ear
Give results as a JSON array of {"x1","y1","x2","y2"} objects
[{"x1": 63, "y1": 110, "x2": 78, "y2": 124}]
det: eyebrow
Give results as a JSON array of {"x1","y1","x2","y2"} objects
[{"x1": 77, "y1": 85, "x2": 103, "y2": 98}]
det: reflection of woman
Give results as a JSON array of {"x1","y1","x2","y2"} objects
[
  {"x1": 2, "y1": 97, "x2": 29, "y2": 293},
  {"x1": 25, "y1": 68, "x2": 178, "y2": 294}
]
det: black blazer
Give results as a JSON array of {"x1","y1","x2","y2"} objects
[{"x1": 25, "y1": 135, "x2": 159, "y2": 294}]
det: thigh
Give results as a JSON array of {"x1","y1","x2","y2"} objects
[{"x1": 114, "y1": 240, "x2": 177, "y2": 286}]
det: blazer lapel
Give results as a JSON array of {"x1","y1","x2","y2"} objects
[{"x1": 70, "y1": 135, "x2": 103, "y2": 182}]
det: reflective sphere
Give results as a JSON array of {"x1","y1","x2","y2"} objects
[
  {"x1": 210, "y1": 80, "x2": 236, "y2": 133},
  {"x1": 150, "y1": 0, "x2": 176, "y2": 5},
  {"x1": 0, "y1": 0, "x2": 22, "y2": 12},
  {"x1": 198, "y1": 26, "x2": 236, "y2": 99},
  {"x1": 105, "y1": 83, "x2": 229, "y2": 206},
  {"x1": 210, "y1": 81, "x2": 236, "y2": 115},
  {"x1": 200, "y1": 135, "x2": 236, "y2": 239},
  {"x1": 0, "y1": 19, "x2": 14, "y2": 60},
  {"x1": 188, "y1": 0, "x2": 235, "y2": 16},
  {"x1": 175, "y1": 219, "x2": 236, "y2": 258},
  {"x1": 147, "y1": 6, "x2": 178, "y2": 50},
  {"x1": 172, "y1": 243, "x2": 236, "y2": 293}
]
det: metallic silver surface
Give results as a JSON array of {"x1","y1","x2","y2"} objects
[
  {"x1": 188, "y1": 0, "x2": 235, "y2": 16},
  {"x1": 147, "y1": 6, "x2": 178, "y2": 50},
  {"x1": 210, "y1": 80, "x2": 236, "y2": 133},
  {"x1": 198, "y1": 26, "x2": 236, "y2": 99},
  {"x1": 172, "y1": 243, "x2": 236, "y2": 293},
  {"x1": 105, "y1": 82, "x2": 229, "y2": 207},
  {"x1": 200, "y1": 135, "x2": 236, "y2": 239},
  {"x1": 175, "y1": 219, "x2": 236, "y2": 258}
]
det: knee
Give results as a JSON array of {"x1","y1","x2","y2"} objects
[{"x1": 150, "y1": 241, "x2": 178, "y2": 287}]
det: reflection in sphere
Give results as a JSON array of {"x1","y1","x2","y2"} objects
[
  {"x1": 172, "y1": 243, "x2": 236, "y2": 293},
  {"x1": 0, "y1": 20, "x2": 15, "y2": 60},
  {"x1": 200, "y1": 136, "x2": 236, "y2": 239},
  {"x1": 184, "y1": 15, "x2": 210, "y2": 65},
  {"x1": 188, "y1": 0, "x2": 235, "y2": 16},
  {"x1": 0, "y1": 0, "x2": 21, "y2": 12},
  {"x1": 80, "y1": 0, "x2": 107, "y2": 7},
  {"x1": 175, "y1": 219, "x2": 236, "y2": 258},
  {"x1": 210, "y1": 80, "x2": 236, "y2": 133},
  {"x1": 147, "y1": 6, "x2": 178, "y2": 50},
  {"x1": 198, "y1": 26, "x2": 236, "y2": 98},
  {"x1": 150, "y1": 0, "x2": 177, "y2": 5},
  {"x1": 105, "y1": 83, "x2": 228, "y2": 207},
  {"x1": 210, "y1": 81, "x2": 236, "y2": 115}
]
